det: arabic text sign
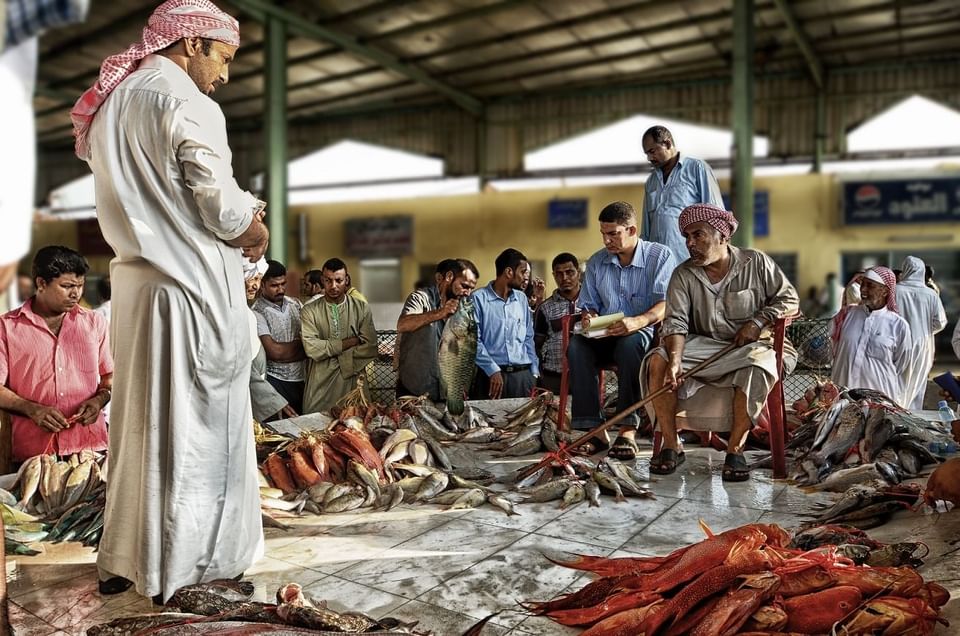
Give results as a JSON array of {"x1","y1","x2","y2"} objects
[{"x1": 843, "y1": 177, "x2": 960, "y2": 225}]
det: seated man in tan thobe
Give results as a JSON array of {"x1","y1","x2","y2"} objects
[{"x1": 644, "y1": 204, "x2": 798, "y2": 481}]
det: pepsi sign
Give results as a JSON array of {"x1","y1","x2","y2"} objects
[{"x1": 843, "y1": 177, "x2": 960, "y2": 225}]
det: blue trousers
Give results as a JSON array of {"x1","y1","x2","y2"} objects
[{"x1": 567, "y1": 329, "x2": 655, "y2": 430}]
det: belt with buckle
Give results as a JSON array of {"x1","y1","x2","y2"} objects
[{"x1": 499, "y1": 364, "x2": 531, "y2": 373}]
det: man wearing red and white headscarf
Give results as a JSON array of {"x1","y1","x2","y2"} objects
[
  {"x1": 832, "y1": 265, "x2": 911, "y2": 407},
  {"x1": 642, "y1": 203, "x2": 798, "y2": 481},
  {"x1": 74, "y1": 0, "x2": 269, "y2": 603}
]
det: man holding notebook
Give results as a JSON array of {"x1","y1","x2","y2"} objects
[{"x1": 568, "y1": 201, "x2": 677, "y2": 458}]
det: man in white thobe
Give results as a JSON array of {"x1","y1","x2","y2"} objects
[
  {"x1": 72, "y1": 0, "x2": 269, "y2": 603},
  {"x1": 896, "y1": 256, "x2": 946, "y2": 409},
  {"x1": 832, "y1": 266, "x2": 911, "y2": 407}
]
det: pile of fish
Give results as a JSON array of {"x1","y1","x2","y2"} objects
[
  {"x1": 798, "y1": 481, "x2": 922, "y2": 530},
  {"x1": 519, "y1": 522, "x2": 950, "y2": 635},
  {"x1": 788, "y1": 383, "x2": 954, "y2": 488},
  {"x1": 88, "y1": 579, "x2": 432, "y2": 634},
  {"x1": 1, "y1": 451, "x2": 107, "y2": 555},
  {"x1": 257, "y1": 393, "x2": 654, "y2": 521}
]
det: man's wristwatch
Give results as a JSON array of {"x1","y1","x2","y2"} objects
[
  {"x1": 96, "y1": 388, "x2": 112, "y2": 405},
  {"x1": 750, "y1": 317, "x2": 765, "y2": 329}
]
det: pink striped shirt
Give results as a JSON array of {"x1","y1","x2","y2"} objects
[{"x1": 0, "y1": 299, "x2": 113, "y2": 461}]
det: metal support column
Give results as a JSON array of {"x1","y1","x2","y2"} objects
[
  {"x1": 814, "y1": 88, "x2": 826, "y2": 173},
  {"x1": 731, "y1": 0, "x2": 754, "y2": 247},
  {"x1": 265, "y1": 16, "x2": 288, "y2": 263}
]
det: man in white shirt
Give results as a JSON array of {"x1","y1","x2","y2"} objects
[
  {"x1": 896, "y1": 256, "x2": 946, "y2": 409},
  {"x1": 832, "y1": 266, "x2": 911, "y2": 407},
  {"x1": 75, "y1": 0, "x2": 268, "y2": 604}
]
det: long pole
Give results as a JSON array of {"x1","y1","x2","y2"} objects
[{"x1": 517, "y1": 342, "x2": 738, "y2": 481}]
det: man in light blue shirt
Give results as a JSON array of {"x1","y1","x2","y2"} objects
[
  {"x1": 640, "y1": 125, "x2": 723, "y2": 261},
  {"x1": 472, "y1": 248, "x2": 539, "y2": 400},
  {"x1": 570, "y1": 201, "x2": 676, "y2": 459}
]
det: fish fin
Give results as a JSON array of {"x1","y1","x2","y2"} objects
[{"x1": 699, "y1": 518, "x2": 715, "y2": 538}]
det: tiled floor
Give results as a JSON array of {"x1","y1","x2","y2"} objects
[{"x1": 5, "y1": 447, "x2": 959, "y2": 635}]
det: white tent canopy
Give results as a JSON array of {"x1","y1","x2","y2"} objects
[
  {"x1": 524, "y1": 114, "x2": 770, "y2": 172},
  {"x1": 847, "y1": 94, "x2": 960, "y2": 153}
]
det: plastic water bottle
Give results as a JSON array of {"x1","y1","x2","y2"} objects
[{"x1": 938, "y1": 400, "x2": 955, "y2": 424}]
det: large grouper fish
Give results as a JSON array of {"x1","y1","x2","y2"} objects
[{"x1": 438, "y1": 296, "x2": 478, "y2": 415}]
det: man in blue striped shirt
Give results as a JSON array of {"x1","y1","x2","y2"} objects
[
  {"x1": 570, "y1": 201, "x2": 677, "y2": 459},
  {"x1": 472, "y1": 248, "x2": 539, "y2": 400},
  {"x1": 640, "y1": 125, "x2": 724, "y2": 262}
]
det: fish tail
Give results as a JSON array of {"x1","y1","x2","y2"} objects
[{"x1": 448, "y1": 395, "x2": 465, "y2": 416}]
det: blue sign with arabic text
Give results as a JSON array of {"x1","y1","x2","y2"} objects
[
  {"x1": 842, "y1": 177, "x2": 960, "y2": 225},
  {"x1": 548, "y1": 199, "x2": 589, "y2": 229},
  {"x1": 721, "y1": 191, "x2": 769, "y2": 237}
]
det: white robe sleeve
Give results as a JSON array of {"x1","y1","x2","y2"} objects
[{"x1": 173, "y1": 98, "x2": 260, "y2": 242}]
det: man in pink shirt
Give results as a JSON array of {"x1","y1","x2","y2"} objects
[{"x1": 0, "y1": 245, "x2": 113, "y2": 462}]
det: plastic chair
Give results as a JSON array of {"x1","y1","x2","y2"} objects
[{"x1": 651, "y1": 314, "x2": 795, "y2": 478}]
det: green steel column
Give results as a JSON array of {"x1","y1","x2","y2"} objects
[
  {"x1": 814, "y1": 88, "x2": 826, "y2": 173},
  {"x1": 731, "y1": 0, "x2": 754, "y2": 248},
  {"x1": 265, "y1": 16, "x2": 288, "y2": 263}
]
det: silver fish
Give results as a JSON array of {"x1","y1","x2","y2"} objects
[
  {"x1": 348, "y1": 461, "x2": 381, "y2": 500},
  {"x1": 521, "y1": 479, "x2": 572, "y2": 503},
  {"x1": 510, "y1": 466, "x2": 547, "y2": 489},
  {"x1": 450, "y1": 474, "x2": 491, "y2": 493},
  {"x1": 407, "y1": 440, "x2": 431, "y2": 466},
  {"x1": 459, "y1": 427, "x2": 501, "y2": 444},
  {"x1": 321, "y1": 483, "x2": 356, "y2": 505},
  {"x1": 379, "y1": 429, "x2": 417, "y2": 460},
  {"x1": 602, "y1": 459, "x2": 648, "y2": 495},
  {"x1": 584, "y1": 480, "x2": 602, "y2": 507},
  {"x1": 16, "y1": 455, "x2": 42, "y2": 509},
  {"x1": 813, "y1": 401, "x2": 865, "y2": 469},
  {"x1": 540, "y1": 418, "x2": 560, "y2": 452},
  {"x1": 486, "y1": 493, "x2": 520, "y2": 516},
  {"x1": 592, "y1": 470, "x2": 626, "y2": 502},
  {"x1": 495, "y1": 437, "x2": 543, "y2": 457},
  {"x1": 812, "y1": 398, "x2": 848, "y2": 449},
  {"x1": 438, "y1": 297, "x2": 478, "y2": 416},
  {"x1": 306, "y1": 482, "x2": 334, "y2": 504},
  {"x1": 560, "y1": 483, "x2": 585, "y2": 509},
  {"x1": 413, "y1": 471, "x2": 449, "y2": 502},
  {"x1": 812, "y1": 462, "x2": 900, "y2": 492},
  {"x1": 323, "y1": 491, "x2": 365, "y2": 513},
  {"x1": 450, "y1": 488, "x2": 486, "y2": 510},
  {"x1": 396, "y1": 476, "x2": 426, "y2": 494},
  {"x1": 416, "y1": 412, "x2": 459, "y2": 441},
  {"x1": 429, "y1": 488, "x2": 475, "y2": 505},
  {"x1": 375, "y1": 483, "x2": 405, "y2": 511},
  {"x1": 391, "y1": 463, "x2": 437, "y2": 477},
  {"x1": 421, "y1": 435, "x2": 453, "y2": 471}
]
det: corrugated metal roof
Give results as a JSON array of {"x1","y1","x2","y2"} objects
[{"x1": 34, "y1": 0, "x2": 960, "y2": 149}]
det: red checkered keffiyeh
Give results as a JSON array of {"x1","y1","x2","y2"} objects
[
  {"x1": 678, "y1": 203, "x2": 740, "y2": 240},
  {"x1": 863, "y1": 266, "x2": 899, "y2": 313},
  {"x1": 71, "y1": 0, "x2": 240, "y2": 159}
]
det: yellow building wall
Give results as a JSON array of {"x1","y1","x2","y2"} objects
[
  {"x1": 291, "y1": 173, "x2": 958, "y2": 297},
  {"x1": 23, "y1": 174, "x2": 959, "y2": 299}
]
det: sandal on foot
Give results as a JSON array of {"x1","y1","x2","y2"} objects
[
  {"x1": 571, "y1": 435, "x2": 609, "y2": 456},
  {"x1": 649, "y1": 448, "x2": 685, "y2": 475},
  {"x1": 722, "y1": 453, "x2": 751, "y2": 482},
  {"x1": 607, "y1": 436, "x2": 640, "y2": 461},
  {"x1": 98, "y1": 577, "x2": 134, "y2": 595}
]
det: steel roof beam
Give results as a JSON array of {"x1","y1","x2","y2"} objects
[
  {"x1": 226, "y1": 0, "x2": 483, "y2": 115},
  {"x1": 772, "y1": 0, "x2": 823, "y2": 87}
]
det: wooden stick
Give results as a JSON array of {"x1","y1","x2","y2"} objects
[{"x1": 517, "y1": 341, "x2": 739, "y2": 481}]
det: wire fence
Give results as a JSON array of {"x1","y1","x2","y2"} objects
[
  {"x1": 371, "y1": 318, "x2": 834, "y2": 406},
  {"x1": 784, "y1": 317, "x2": 833, "y2": 402}
]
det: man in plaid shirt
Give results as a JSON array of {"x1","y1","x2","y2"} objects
[{"x1": 534, "y1": 253, "x2": 581, "y2": 395}]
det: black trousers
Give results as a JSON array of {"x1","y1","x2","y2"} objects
[
  {"x1": 266, "y1": 376, "x2": 304, "y2": 414},
  {"x1": 471, "y1": 367, "x2": 535, "y2": 400}
]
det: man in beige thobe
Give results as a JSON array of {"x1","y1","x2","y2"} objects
[
  {"x1": 644, "y1": 204, "x2": 798, "y2": 481},
  {"x1": 301, "y1": 258, "x2": 377, "y2": 413}
]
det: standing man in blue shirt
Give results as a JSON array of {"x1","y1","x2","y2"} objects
[
  {"x1": 473, "y1": 248, "x2": 539, "y2": 400},
  {"x1": 570, "y1": 201, "x2": 676, "y2": 459},
  {"x1": 641, "y1": 125, "x2": 723, "y2": 261}
]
